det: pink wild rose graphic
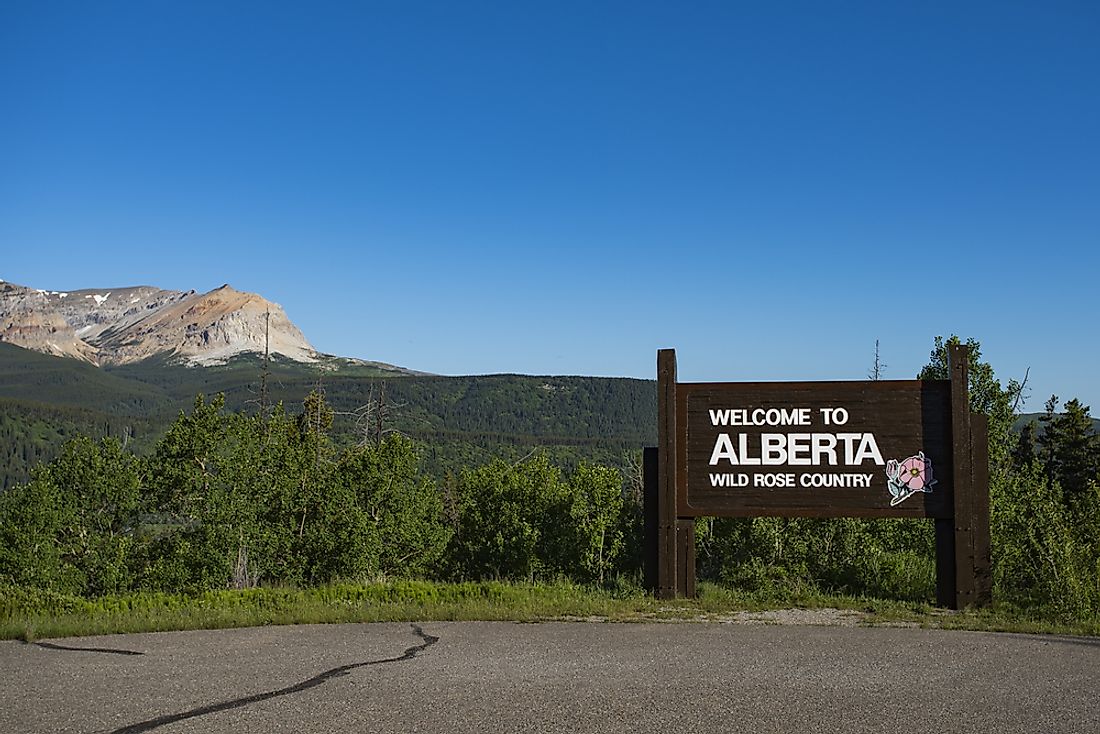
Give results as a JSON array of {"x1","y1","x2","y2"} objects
[{"x1": 885, "y1": 451, "x2": 937, "y2": 506}]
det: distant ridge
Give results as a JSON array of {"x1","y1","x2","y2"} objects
[{"x1": 1014, "y1": 412, "x2": 1100, "y2": 436}]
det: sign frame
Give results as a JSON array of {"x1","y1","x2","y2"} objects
[{"x1": 644, "y1": 346, "x2": 991, "y2": 610}]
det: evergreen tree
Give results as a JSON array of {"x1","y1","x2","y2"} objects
[
  {"x1": 1042, "y1": 399, "x2": 1100, "y2": 500},
  {"x1": 1012, "y1": 420, "x2": 1038, "y2": 469}
]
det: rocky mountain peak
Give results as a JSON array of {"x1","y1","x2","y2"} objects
[{"x1": 0, "y1": 279, "x2": 317, "y2": 366}]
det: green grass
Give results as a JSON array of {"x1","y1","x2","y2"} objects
[
  {"x1": 3, "y1": 580, "x2": 1098, "y2": 641},
  {"x1": 0, "y1": 581, "x2": 651, "y2": 640}
]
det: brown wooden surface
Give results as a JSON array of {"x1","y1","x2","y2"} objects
[
  {"x1": 655, "y1": 346, "x2": 991, "y2": 609},
  {"x1": 676, "y1": 519, "x2": 696, "y2": 597},
  {"x1": 657, "y1": 349, "x2": 678, "y2": 599},
  {"x1": 950, "y1": 345, "x2": 976, "y2": 608},
  {"x1": 934, "y1": 518, "x2": 957, "y2": 608},
  {"x1": 676, "y1": 380, "x2": 953, "y2": 518},
  {"x1": 642, "y1": 446, "x2": 658, "y2": 593},
  {"x1": 971, "y1": 413, "x2": 992, "y2": 606}
]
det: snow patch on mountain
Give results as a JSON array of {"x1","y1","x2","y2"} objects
[{"x1": 0, "y1": 280, "x2": 318, "y2": 366}]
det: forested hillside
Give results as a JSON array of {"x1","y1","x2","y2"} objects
[
  {"x1": 0, "y1": 400, "x2": 161, "y2": 490},
  {"x1": 0, "y1": 343, "x2": 657, "y2": 488}
]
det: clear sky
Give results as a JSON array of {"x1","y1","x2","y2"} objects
[{"x1": 2, "y1": 1, "x2": 1097, "y2": 410}]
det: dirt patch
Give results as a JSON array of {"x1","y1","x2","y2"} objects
[{"x1": 712, "y1": 608, "x2": 868, "y2": 626}]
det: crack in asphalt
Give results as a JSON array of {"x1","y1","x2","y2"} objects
[
  {"x1": 107, "y1": 623, "x2": 439, "y2": 734},
  {"x1": 27, "y1": 641, "x2": 144, "y2": 656}
]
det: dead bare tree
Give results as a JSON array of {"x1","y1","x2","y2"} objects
[
  {"x1": 868, "y1": 339, "x2": 887, "y2": 381},
  {"x1": 440, "y1": 471, "x2": 461, "y2": 532},
  {"x1": 260, "y1": 308, "x2": 270, "y2": 418},
  {"x1": 510, "y1": 447, "x2": 540, "y2": 467},
  {"x1": 623, "y1": 449, "x2": 645, "y2": 509},
  {"x1": 245, "y1": 308, "x2": 276, "y2": 424},
  {"x1": 376, "y1": 381, "x2": 385, "y2": 443},
  {"x1": 1010, "y1": 366, "x2": 1031, "y2": 413},
  {"x1": 334, "y1": 381, "x2": 408, "y2": 446},
  {"x1": 231, "y1": 529, "x2": 258, "y2": 589}
]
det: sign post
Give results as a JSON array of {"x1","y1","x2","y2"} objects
[{"x1": 645, "y1": 346, "x2": 991, "y2": 609}]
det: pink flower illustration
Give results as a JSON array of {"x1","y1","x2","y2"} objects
[
  {"x1": 885, "y1": 451, "x2": 936, "y2": 506},
  {"x1": 899, "y1": 455, "x2": 930, "y2": 491}
]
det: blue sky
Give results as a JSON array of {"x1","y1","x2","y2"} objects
[{"x1": 2, "y1": 1, "x2": 1097, "y2": 410}]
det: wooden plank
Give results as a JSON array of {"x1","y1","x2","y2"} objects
[
  {"x1": 676, "y1": 387, "x2": 689, "y2": 524},
  {"x1": 674, "y1": 507, "x2": 944, "y2": 519},
  {"x1": 657, "y1": 349, "x2": 678, "y2": 599},
  {"x1": 971, "y1": 413, "x2": 992, "y2": 607},
  {"x1": 949, "y1": 344, "x2": 976, "y2": 609},
  {"x1": 642, "y1": 446, "x2": 659, "y2": 593},
  {"x1": 934, "y1": 518, "x2": 957, "y2": 608}
]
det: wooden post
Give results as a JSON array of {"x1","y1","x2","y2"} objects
[
  {"x1": 949, "y1": 343, "x2": 976, "y2": 609},
  {"x1": 676, "y1": 519, "x2": 696, "y2": 597},
  {"x1": 934, "y1": 519, "x2": 956, "y2": 608},
  {"x1": 971, "y1": 413, "x2": 992, "y2": 607},
  {"x1": 642, "y1": 446, "x2": 659, "y2": 593},
  {"x1": 657, "y1": 349, "x2": 678, "y2": 599}
]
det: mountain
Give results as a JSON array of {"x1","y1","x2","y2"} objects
[{"x1": 0, "y1": 279, "x2": 316, "y2": 366}]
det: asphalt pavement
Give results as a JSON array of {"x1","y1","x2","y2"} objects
[{"x1": 2, "y1": 621, "x2": 1098, "y2": 733}]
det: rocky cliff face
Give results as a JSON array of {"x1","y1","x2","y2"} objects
[{"x1": 0, "y1": 279, "x2": 316, "y2": 366}]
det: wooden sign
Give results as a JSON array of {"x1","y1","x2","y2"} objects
[
  {"x1": 679, "y1": 381, "x2": 952, "y2": 518},
  {"x1": 645, "y1": 347, "x2": 991, "y2": 610}
]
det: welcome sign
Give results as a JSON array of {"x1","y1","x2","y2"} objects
[
  {"x1": 648, "y1": 348, "x2": 991, "y2": 609},
  {"x1": 677, "y1": 381, "x2": 953, "y2": 518}
]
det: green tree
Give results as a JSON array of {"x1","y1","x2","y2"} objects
[
  {"x1": 142, "y1": 395, "x2": 261, "y2": 590},
  {"x1": 448, "y1": 455, "x2": 569, "y2": 581},
  {"x1": 147, "y1": 394, "x2": 232, "y2": 517},
  {"x1": 41, "y1": 436, "x2": 144, "y2": 595},
  {"x1": 0, "y1": 436, "x2": 143, "y2": 596},
  {"x1": 0, "y1": 475, "x2": 75, "y2": 591},
  {"x1": 1038, "y1": 397, "x2": 1100, "y2": 501},
  {"x1": 335, "y1": 435, "x2": 450, "y2": 579},
  {"x1": 917, "y1": 335, "x2": 1021, "y2": 465},
  {"x1": 920, "y1": 336, "x2": 1100, "y2": 617},
  {"x1": 993, "y1": 460, "x2": 1100, "y2": 615},
  {"x1": 1012, "y1": 420, "x2": 1038, "y2": 469},
  {"x1": 567, "y1": 463, "x2": 625, "y2": 583}
]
